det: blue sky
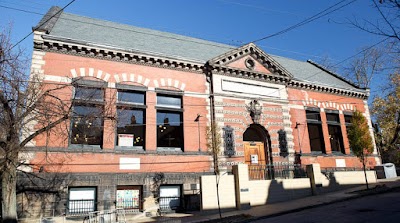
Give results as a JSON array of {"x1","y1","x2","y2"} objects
[{"x1": 0, "y1": 0, "x2": 387, "y2": 96}]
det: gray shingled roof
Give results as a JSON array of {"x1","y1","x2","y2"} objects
[
  {"x1": 48, "y1": 11, "x2": 235, "y2": 63},
  {"x1": 39, "y1": 7, "x2": 363, "y2": 92},
  {"x1": 271, "y1": 56, "x2": 359, "y2": 90}
]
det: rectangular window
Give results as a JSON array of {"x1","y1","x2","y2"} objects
[
  {"x1": 156, "y1": 94, "x2": 183, "y2": 151},
  {"x1": 75, "y1": 86, "x2": 104, "y2": 101},
  {"x1": 344, "y1": 113, "x2": 353, "y2": 152},
  {"x1": 118, "y1": 90, "x2": 145, "y2": 104},
  {"x1": 71, "y1": 85, "x2": 104, "y2": 147},
  {"x1": 116, "y1": 186, "x2": 142, "y2": 210},
  {"x1": 306, "y1": 109, "x2": 325, "y2": 153},
  {"x1": 68, "y1": 187, "x2": 96, "y2": 214},
  {"x1": 117, "y1": 90, "x2": 146, "y2": 149},
  {"x1": 326, "y1": 111, "x2": 345, "y2": 153},
  {"x1": 157, "y1": 95, "x2": 182, "y2": 109},
  {"x1": 71, "y1": 105, "x2": 104, "y2": 145},
  {"x1": 159, "y1": 185, "x2": 181, "y2": 212}
]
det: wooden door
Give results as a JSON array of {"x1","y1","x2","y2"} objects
[
  {"x1": 244, "y1": 142, "x2": 266, "y2": 180},
  {"x1": 244, "y1": 142, "x2": 265, "y2": 165}
]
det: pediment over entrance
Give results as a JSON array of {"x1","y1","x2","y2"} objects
[{"x1": 208, "y1": 43, "x2": 293, "y2": 79}]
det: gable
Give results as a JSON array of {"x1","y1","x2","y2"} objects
[
  {"x1": 208, "y1": 43, "x2": 293, "y2": 79},
  {"x1": 225, "y1": 55, "x2": 272, "y2": 74}
]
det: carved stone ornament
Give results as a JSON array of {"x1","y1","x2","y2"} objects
[
  {"x1": 245, "y1": 58, "x2": 255, "y2": 70},
  {"x1": 246, "y1": 100, "x2": 262, "y2": 124}
]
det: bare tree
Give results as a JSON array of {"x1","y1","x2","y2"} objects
[
  {"x1": 372, "y1": 72, "x2": 400, "y2": 165},
  {"x1": 0, "y1": 25, "x2": 73, "y2": 222},
  {"x1": 344, "y1": 46, "x2": 387, "y2": 88},
  {"x1": 351, "y1": 0, "x2": 400, "y2": 55},
  {"x1": 0, "y1": 26, "x2": 115, "y2": 222},
  {"x1": 206, "y1": 121, "x2": 223, "y2": 219}
]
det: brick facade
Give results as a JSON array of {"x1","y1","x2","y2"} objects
[{"x1": 20, "y1": 7, "x2": 380, "y2": 217}]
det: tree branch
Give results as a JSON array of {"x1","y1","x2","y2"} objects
[{"x1": 20, "y1": 114, "x2": 69, "y2": 148}]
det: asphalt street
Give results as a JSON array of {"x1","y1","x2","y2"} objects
[{"x1": 250, "y1": 189, "x2": 400, "y2": 223}]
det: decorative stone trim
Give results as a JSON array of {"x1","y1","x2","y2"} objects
[
  {"x1": 35, "y1": 36, "x2": 368, "y2": 99},
  {"x1": 302, "y1": 97, "x2": 356, "y2": 111},
  {"x1": 70, "y1": 68, "x2": 111, "y2": 82},
  {"x1": 211, "y1": 65, "x2": 290, "y2": 85},
  {"x1": 153, "y1": 78, "x2": 186, "y2": 91},
  {"x1": 208, "y1": 43, "x2": 293, "y2": 78},
  {"x1": 36, "y1": 38, "x2": 205, "y2": 74},
  {"x1": 289, "y1": 80, "x2": 367, "y2": 99},
  {"x1": 114, "y1": 73, "x2": 151, "y2": 86}
]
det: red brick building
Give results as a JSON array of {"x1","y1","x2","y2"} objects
[{"x1": 22, "y1": 6, "x2": 380, "y2": 216}]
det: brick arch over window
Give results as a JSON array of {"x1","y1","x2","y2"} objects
[
  {"x1": 153, "y1": 78, "x2": 186, "y2": 91},
  {"x1": 302, "y1": 97, "x2": 355, "y2": 111},
  {"x1": 70, "y1": 68, "x2": 111, "y2": 82},
  {"x1": 114, "y1": 73, "x2": 150, "y2": 86}
]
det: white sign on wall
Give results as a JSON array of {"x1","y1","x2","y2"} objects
[
  {"x1": 221, "y1": 80, "x2": 280, "y2": 98},
  {"x1": 251, "y1": 154, "x2": 259, "y2": 164},
  {"x1": 120, "y1": 158, "x2": 140, "y2": 170},
  {"x1": 118, "y1": 134, "x2": 134, "y2": 146},
  {"x1": 336, "y1": 159, "x2": 346, "y2": 168}
]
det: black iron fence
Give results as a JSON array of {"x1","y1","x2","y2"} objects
[
  {"x1": 67, "y1": 199, "x2": 96, "y2": 215},
  {"x1": 248, "y1": 163, "x2": 307, "y2": 180},
  {"x1": 159, "y1": 196, "x2": 183, "y2": 213},
  {"x1": 116, "y1": 198, "x2": 140, "y2": 210},
  {"x1": 321, "y1": 167, "x2": 369, "y2": 173}
]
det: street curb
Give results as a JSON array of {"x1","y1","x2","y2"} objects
[{"x1": 240, "y1": 185, "x2": 400, "y2": 223}]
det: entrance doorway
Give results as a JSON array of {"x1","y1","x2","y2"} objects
[
  {"x1": 243, "y1": 124, "x2": 272, "y2": 180},
  {"x1": 244, "y1": 142, "x2": 265, "y2": 165}
]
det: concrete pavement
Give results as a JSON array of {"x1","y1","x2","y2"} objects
[{"x1": 149, "y1": 177, "x2": 400, "y2": 223}]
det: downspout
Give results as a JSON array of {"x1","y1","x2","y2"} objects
[
  {"x1": 205, "y1": 62, "x2": 216, "y2": 141},
  {"x1": 204, "y1": 62, "x2": 217, "y2": 173},
  {"x1": 204, "y1": 62, "x2": 222, "y2": 219}
]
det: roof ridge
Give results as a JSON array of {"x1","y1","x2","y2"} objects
[
  {"x1": 306, "y1": 60, "x2": 364, "y2": 89},
  {"x1": 33, "y1": 6, "x2": 63, "y2": 33}
]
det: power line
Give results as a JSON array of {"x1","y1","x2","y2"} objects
[
  {"x1": 8, "y1": 0, "x2": 76, "y2": 51},
  {"x1": 0, "y1": 4, "x2": 236, "y2": 51},
  {"x1": 0, "y1": 3, "x2": 341, "y2": 60},
  {"x1": 2, "y1": 1, "x2": 381, "y2": 67},
  {"x1": 251, "y1": 0, "x2": 357, "y2": 43},
  {"x1": 301, "y1": 37, "x2": 390, "y2": 83},
  {"x1": 0, "y1": 2, "x2": 376, "y2": 105},
  {"x1": 218, "y1": 0, "x2": 304, "y2": 17}
]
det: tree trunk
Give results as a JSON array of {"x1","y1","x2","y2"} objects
[
  {"x1": 2, "y1": 164, "x2": 17, "y2": 223},
  {"x1": 362, "y1": 155, "x2": 369, "y2": 190}
]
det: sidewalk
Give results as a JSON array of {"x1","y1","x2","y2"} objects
[{"x1": 151, "y1": 177, "x2": 400, "y2": 223}]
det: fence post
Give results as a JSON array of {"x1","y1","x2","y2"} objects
[{"x1": 232, "y1": 164, "x2": 251, "y2": 210}]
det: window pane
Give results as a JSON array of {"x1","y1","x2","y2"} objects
[
  {"x1": 72, "y1": 105, "x2": 103, "y2": 145},
  {"x1": 157, "y1": 112, "x2": 183, "y2": 149},
  {"x1": 157, "y1": 112, "x2": 181, "y2": 126},
  {"x1": 116, "y1": 187, "x2": 141, "y2": 209},
  {"x1": 326, "y1": 113, "x2": 340, "y2": 123},
  {"x1": 68, "y1": 187, "x2": 96, "y2": 214},
  {"x1": 157, "y1": 95, "x2": 181, "y2": 108},
  {"x1": 118, "y1": 91, "x2": 145, "y2": 104},
  {"x1": 344, "y1": 115, "x2": 352, "y2": 124},
  {"x1": 306, "y1": 110, "x2": 321, "y2": 121},
  {"x1": 117, "y1": 108, "x2": 145, "y2": 147},
  {"x1": 329, "y1": 125, "x2": 345, "y2": 153},
  {"x1": 75, "y1": 86, "x2": 104, "y2": 100},
  {"x1": 307, "y1": 123, "x2": 325, "y2": 152}
]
